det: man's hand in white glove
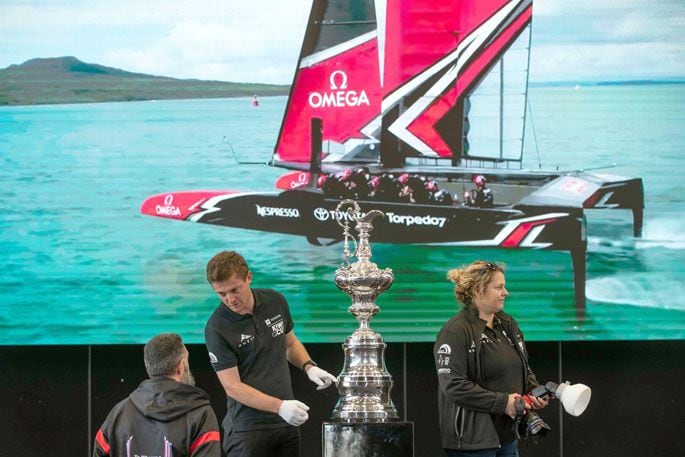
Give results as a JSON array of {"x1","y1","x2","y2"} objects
[
  {"x1": 278, "y1": 400, "x2": 310, "y2": 426},
  {"x1": 306, "y1": 366, "x2": 338, "y2": 390}
]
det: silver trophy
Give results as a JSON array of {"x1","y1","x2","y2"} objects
[{"x1": 331, "y1": 200, "x2": 399, "y2": 422}]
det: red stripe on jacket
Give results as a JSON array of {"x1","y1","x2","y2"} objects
[
  {"x1": 190, "y1": 431, "x2": 220, "y2": 454},
  {"x1": 95, "y1": 428, "x2": 110, "y2": 454}
]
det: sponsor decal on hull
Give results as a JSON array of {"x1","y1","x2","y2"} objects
[
  {"x1": 313, "y1": 207, "x2": 447, "y2": 228},
  {"x1": 155, "y1": 194, "x2": 182, "y2": 217},
  {"x1": 255, "y1": 205, "x2": 300, "y2": 218},
  {"x1": 386, "y1": 212, "x2": 446, "y2": 228},
  {"x1": 313, "y1": 207, "x2": 359, "y2": 222},
  {"x1": 140, "y1": 191, "x2": 235, "y2": 221},
  {"x1": 275, "y1": 171, "x2": 310, "y2": 190},
  {"x1": 424, "y1": 213, "x2": 568, "y2": 249},
  {"x1": 188, "y1": 192, "x2": 278, "y2": 222}
]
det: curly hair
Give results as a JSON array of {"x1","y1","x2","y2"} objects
[
  {"x1": 206, "y1": 250, "x2": 249, "y2": 283},
  {"x1": 446, "y1": 260, "x2": 505, "y2": 307}
]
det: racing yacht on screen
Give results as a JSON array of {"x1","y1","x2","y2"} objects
[{"x1": 140, "y1": 0, "x2": 644, "y2": 314}]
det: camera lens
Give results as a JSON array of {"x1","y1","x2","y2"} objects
[{"x1": 527, "y1": 412, "x2": 552, "y2": 438}]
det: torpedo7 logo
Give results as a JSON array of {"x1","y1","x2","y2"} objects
[
  {"x1": 386, "y1": 212, "x2": 446, "y2": 228},
  {"x1": 308, "y1": 70, "x2": 370, "y2": 108}
]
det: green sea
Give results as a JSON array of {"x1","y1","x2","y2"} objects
[{"x1": 1, "y1": 84, "x2": 684, "y2": 344}]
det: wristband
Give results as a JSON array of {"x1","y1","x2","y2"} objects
[{"x1": 302, "y1": 360, "x2": 317, "y2": 371}]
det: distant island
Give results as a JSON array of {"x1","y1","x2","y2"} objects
[
  {"x1": 2, "y1": 57, "x2": 682, "y2": 106},
  {"x1": 0, "y1": 56, "x2": 290, "y2": 106}
]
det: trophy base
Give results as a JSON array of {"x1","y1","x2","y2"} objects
[{"x1": 322, "y1": 421, "x2": 414, "y2": 457}]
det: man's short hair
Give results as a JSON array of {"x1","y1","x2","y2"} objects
[
  {"x1": 144, "y1": 333, "x2": 186, "y2": 378},
  {"x1": 206, "y1": 251, "x2": 249, "y2": 283}
]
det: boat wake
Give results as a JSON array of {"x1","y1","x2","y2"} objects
[
  {"x1": 586, "y1": 216, "x2": 685, "y2": 311},
  {"x1": 636, "y1": 217, "x2": 685, "y2": 250},
  {"x1": 587, "y1": 273, "x2": 685, "y2": 311},
  {"x1": 588, "y1": 216, "x2": 685, "y2": 253}
]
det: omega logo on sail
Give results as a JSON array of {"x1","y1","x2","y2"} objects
[{"x1": 308, "y1": 70, "x2": 370, "y2": 109}]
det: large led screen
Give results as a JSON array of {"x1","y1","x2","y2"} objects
[{"x1": 1, "y1": 0, "x2": 684, "y2": 344}]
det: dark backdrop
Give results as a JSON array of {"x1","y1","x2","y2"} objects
[{"x1": 1, "y1": 340, "x2": 682, "y2": 456}]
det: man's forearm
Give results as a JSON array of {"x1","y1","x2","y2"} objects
[
  {"x1": 285, "y1": 335, "x2": 312, "y2": 370},
  {"x1": 224, "y1": 381, "x2": 282, "y2": 414}
]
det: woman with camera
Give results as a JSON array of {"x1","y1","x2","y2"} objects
[{"x1": 434, "y1": 260, "x2": 548, "y2": 456}]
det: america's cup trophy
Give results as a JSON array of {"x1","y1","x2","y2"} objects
[{"x1": 322, "y1": 200, "x2": 414, "y2": 457}]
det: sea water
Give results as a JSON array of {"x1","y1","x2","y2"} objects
[{"x1": 0, "y1": 84, "x2": 684, "y2": 344}]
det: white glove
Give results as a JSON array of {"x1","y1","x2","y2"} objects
[
  {"x1": 278, "y1": 400, "x2": 310, "y2": 426},
  {"x1": 306, "y1": 366, "x2": 338, "y2": 390}
]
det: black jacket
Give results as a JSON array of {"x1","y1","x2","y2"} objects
[
  {"x1": 434, "y1": 307, "x2": 539, "y2": 450},
  {"x1": 93, "y1": 377, "x2": 221, "y2": 457}
]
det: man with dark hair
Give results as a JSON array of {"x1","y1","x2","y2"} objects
[
  {"x1": 204, "y1": 250, "x2": 337, "y2": 457},
  {"x1": 93, "y1": 333, "x2": 220, "y2": 457}
]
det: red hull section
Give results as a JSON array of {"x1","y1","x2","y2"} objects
[{"x1": 140, "y1": 191, "x2": 237, "y2": 221}]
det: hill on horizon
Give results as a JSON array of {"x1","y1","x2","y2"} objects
[{"x1": 0, "y1": 56, "x2": 290, "y2": 106}]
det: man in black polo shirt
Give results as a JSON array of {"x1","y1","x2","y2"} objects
[{"x1": 204, "y1": 251, "x2": 337, "y2": 457}]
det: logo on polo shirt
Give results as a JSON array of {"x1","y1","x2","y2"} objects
[
  {"x1": 208, "y1": 352, "x2": 218, "y2": 364},
  {"x1": 239, "y1": 333, "x2": 255, "y2": 347},
  {"x1": 265, "y1": 314, "x2": 282, "y2": 327},
  {"x1": 265, "y1": 314, "x2": 285, "y2": 337},
  {"x1": 272, "y1": 321, "x2": 284, "y2": 337}
]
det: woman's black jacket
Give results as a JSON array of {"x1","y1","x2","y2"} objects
[{"x1": 434, "y1": 306, "x2": 540, "y2": 450}]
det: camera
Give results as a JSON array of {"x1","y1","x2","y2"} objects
[
  {"x1": 514, "y1": 398, "x2": 551, "y2": 441},
  {"x1": 514, "y1": 381, "x2": 591, "y2": 441}
]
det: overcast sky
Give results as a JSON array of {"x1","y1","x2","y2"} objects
[{"x1": 1, "y1": 0, "x2": 683, "y2": 84}]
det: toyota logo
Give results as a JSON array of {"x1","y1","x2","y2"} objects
[{"x1": 314, "y1": 207, "x2": 330, "y2": 221}]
